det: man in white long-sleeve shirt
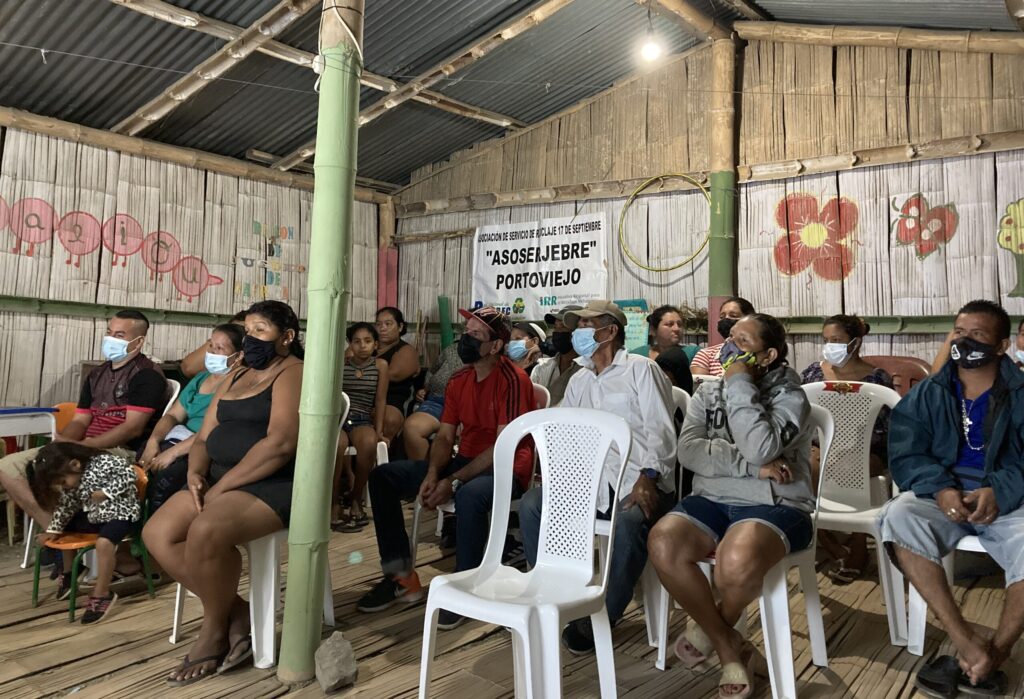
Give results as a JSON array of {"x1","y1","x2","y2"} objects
[{"x1": 518, "y1": 300, "x2": 678, "y2": 654}]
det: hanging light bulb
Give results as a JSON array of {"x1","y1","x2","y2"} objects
[{"x1": 640, "y1": 3, "x2": 662, "y2": 62}]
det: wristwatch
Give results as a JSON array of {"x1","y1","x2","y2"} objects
[
  {"x1": 449, "y1": 477, "x2": 464, "y2": 494},
  {"x1": 641, "y1": 468, "x2": 660, "y2": 481}
]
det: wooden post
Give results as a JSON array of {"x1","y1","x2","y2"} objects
[
  {"x1": 707, "y1": 38, "x2": 738, "y2": 343},
  {"x1": 650, "y1": 0, "x2": 732, "y2": 41}
]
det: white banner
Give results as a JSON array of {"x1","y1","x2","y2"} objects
[{"x1": 471, "y1": 212, "x2": 608, "y2": 320}]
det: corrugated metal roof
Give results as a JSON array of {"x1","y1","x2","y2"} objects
[
  {"x1": 356, "y1": 101, "x2": 505, "y2": 183},
  {"x1": 432, "y1": 0, "x2": 729, "y2": 124},
  {"x1": 752, "y1": 0, "x2": 1018, "y2": 31},
  {"x1": 174, "y1": 0, "x2": 283, "y2": 27},
  {"x1": 0, "y1": 0, "x2": 222, "y2": 130}
]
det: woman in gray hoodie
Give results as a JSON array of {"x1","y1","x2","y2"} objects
[{"x1": 647, "y1": 313, "x2": 814, "y2": 699}]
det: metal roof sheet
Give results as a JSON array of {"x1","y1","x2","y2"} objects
[
  {"x1": 751, "y1": 0, "x2": 1018, "y2": 31},
  {"x1": 174, "y1": 0, "x2": 283, "y2": 27}
]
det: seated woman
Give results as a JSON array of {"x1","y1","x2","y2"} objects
[
  {"x1": 631, "y1": 304, "x2": 695, "y2": 361},
  {"x1": 142, "y1": 300, "x2": 303, "y2": 687},
  {"x1": 655, "y1": 345, "x2": 694, "y2": 395},
  {"x1": 508, "y1": 321, "x2": 547, "y2": 376},
  {"x1": 690, "y1": 296, "x2": 756, "y2": 377},
  {"x1": 648, "y1": 313, "x2": 814, "y2": 699},
  {"x1": 178, "y1": 311, "x2": 247, "y2": 379},
  {"x1": 375, "y1": 307, "x2": 421, "y2": 440},
  {"x1": 332, "y1": 322, "x2": 389, "y2": 532},
  {"x1": 402, "y1": 343, "x2": 461, "y2": 461},
  {"x1": 140, "y1": 323, "x2": 245, "y2": 512},
  {"x1": 801, "y1": 314, "x2": 893, "y2": 583}
]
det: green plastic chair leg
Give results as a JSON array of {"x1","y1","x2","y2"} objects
[
  {"x1": 68, "y1": 547, "x2": 92, "y2": 622},
  {"x1": 140, "y1": 543, "x2": 155, "y2": 598},
  {"x1": 31, "y1": 544, "x2": 42, "y2": 607}
]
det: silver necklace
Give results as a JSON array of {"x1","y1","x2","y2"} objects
[{"x1": 960, "y1": 397, "x2": 984, "y2": 451}]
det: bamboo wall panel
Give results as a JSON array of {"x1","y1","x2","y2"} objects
[
  {"x1": 37, "y1": 315, "x2": 96, "y2": 407},
  {"x1": 157, "y1": 163, "x2": 206, "y2": 312},
  {"x1": 834, "y1": 47, "x2": 908, "y2": 153},
  {"x1": 200, "y1": 174, "x2": 240, "y2": 316},
  {"x1": 995, "y1": 150, "x2": 1024, "y2": 316},
  {"x1": 0, "y1": 312, "x2": 45, "y2": 407},
  {"x1": 0, "y1": 130, "x2": 57, "y2": 299}
]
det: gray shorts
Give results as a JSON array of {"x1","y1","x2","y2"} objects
[{"x1": 879, "y1": 491, "x2": 1024, "y2": 587}]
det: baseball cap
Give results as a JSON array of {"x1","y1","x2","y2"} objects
[
  {"x1": 564, "y1": 301, "x2": 628, "y2": 328},
  {"x1": 458, "y1": 306, "x2": 511, "y2": 343},
  {"x1": 543, "y1": 304, "x2": 584, "y2": 326},
  {"x1": 513, "y1": 321, "x2": 547, "y2": 342}
]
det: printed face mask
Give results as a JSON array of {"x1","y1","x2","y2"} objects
[
  {"x1": 950, "y1": 336, "x2": 998, "y2": 369},
  {"x1": 719, "y1": 339, "x2": 758, "y2": 371},
  {"x1": 507, "y1": 339, "x2": 529, "y2": 361}
]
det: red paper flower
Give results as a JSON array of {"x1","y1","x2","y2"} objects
[
  {"x1": 772, "y1": 193, "x2": 858, "y2": 281},
  {"x1": 891, "y1": 194, "x2": 959, "y2": 259}
]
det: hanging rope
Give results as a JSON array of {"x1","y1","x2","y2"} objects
[{"x1": 617, "y1": 173, "x2": 711, "y2": 272}]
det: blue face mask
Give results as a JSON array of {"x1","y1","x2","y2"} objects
[
  {"x1": 101, "y1": 336, "x2": 135, "y2": 362},
  {"x1": 204, "y1": 351, "x2": 238, "y2": 375},
  {"x1": 572, "y1": 327, "x2": 608, "y2": 359},
  {"x1": 507, "y1": 339, "x2": 529, "y2": 361}
]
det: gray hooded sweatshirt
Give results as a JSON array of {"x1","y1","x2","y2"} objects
[{"x1": 679, "y1": 365, "x2": 815, "y2": 513}]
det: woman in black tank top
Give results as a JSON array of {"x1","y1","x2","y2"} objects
[
  {"x1": 375, "y1": 307, "x2": 421, "y2": 440},
  {"x1": 143, "y1": 301, "x2": 304, "y2": 686}
]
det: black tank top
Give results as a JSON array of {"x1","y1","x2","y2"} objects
[
  {"x1": 206, "y1": 368, "x2": 295, "y2": 480},
  {"x1": 378, "y1": 340, "x2": 415, "y2": 410}
]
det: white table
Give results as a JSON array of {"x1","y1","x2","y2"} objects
[{"x1": 0, "y1": 408, "x2": 56, "y2": 547}]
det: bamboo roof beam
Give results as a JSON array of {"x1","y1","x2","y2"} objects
[
  {"x1": 647, "y1": 0, "x2": 732, "y2": 41},
  {"x1": 112, "y1": 0, "x2": 321, "y2": 136},
  {"x1": 271, "y1": 0, "x2": 576, "y2": 171},
  {"x1": 1005, "y1": 0, "x2": 1024, "y2": 32},
  {"x1": 108, "y1": 0, "x2": 524, "y2": 130},
  {"x1": 716, "y1": 0, "x2": 771, "y2": 21},
  {"x1": 734, "y1": 20, "x2": 1024, "y2": 54},
  {"x1": 246, "y1": 148, "x2": 401, "y2": 192},
  {"x1": 0, "y1": 105, "x2": 388, "y2": 203}
]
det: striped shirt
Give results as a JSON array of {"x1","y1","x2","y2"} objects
[
  {"x1": 344, "y1": 359, "x2": 379, "y2": 416},
  {"x1": 691, "y1": 343, "x2": 724, "y2": 377}
]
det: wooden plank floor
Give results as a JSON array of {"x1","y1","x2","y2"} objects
[{"x1": 1, "y1": 507, "x2": 1020, "y2": 698}]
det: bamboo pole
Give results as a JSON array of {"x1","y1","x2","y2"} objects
[
  {"x1": 735, "y1": 20, "x2": 1024, "y2": 54},
  {"x1": 112, "y1": 0, "x2": 321, "y2": 135},
  {"x1": 107, "y1": 0, "x2": 523, "y2": 129},
  {"x1": 649, "y1": 0, "x2": 732, "y2": 41},
  {"x1": 272, "y1": 0, "x2": 576, "y2": 171},
  {"x1": 716, "y1": 0, "x2": 770, "y2": 21},
  {"x1": 0, "y1": 105, "x2": 387, "y2": 202},
  {"x1": 395, "y1": 128, "x2": 1024, "y2": 217},
  {"x1": 707, "y1": 38, "x2": 737, "y2": 343},
  {"x1": 277, "y1": 0, "x2": 363, "y2": 683}
]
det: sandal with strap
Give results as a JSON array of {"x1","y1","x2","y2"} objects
[
  {"x1": 718, "y1": 644, "x2": 758, "y2": 699},
  {"x1": 217, "y1": 635, "x2": 253, "y2": 674},
  {"x1": 673, "y1": 620, "x2": 715, "y2": 670},
  {"x1": 167, "y1": 651, "x2": 228, "y2": 687},
  {"x1": 826, "y1": 558, "x2": 863, "y2": 585}
]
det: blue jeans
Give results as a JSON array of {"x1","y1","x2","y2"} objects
[
  {"x1": 518, "y1": 485, "x2": 674, "y2": 624},
  {"x1": 367, "y1": 456, "x2": 521, "y2": 576}
]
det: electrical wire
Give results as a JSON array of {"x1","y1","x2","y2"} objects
[{"x1": 618, "y1": 173, "x2": 710, "y2": 272}]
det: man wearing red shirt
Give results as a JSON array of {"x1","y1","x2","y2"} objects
[{"x1": 358, "y1": 306, "x2": 535, "y2": 628}]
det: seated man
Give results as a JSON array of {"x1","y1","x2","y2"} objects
[
  {"x1": 357, "y1": 306, "x2": 536, "y2": 628},
  {"x1": 531, "y1": 305, "x2": 583, "y2": 406},
  {"x1": 881, "y1": 299, "x2": 1024, "y2": 694},
  {"x1": 519, "y1": 300, "x2": 677, "y2": 654},
  {"x1": 0, "y1": 309, "x2": 166, "y2": 534}
]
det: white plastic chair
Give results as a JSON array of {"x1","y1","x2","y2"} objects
[
  {"x1": 339, "y1": 391, "x2": 390, "y2": 466},
  {"x1": 802, "y1": 381, "x2": 907, "y2": 646},
  {"x1": 164, "y1": 379, "x2": 181, "y2": 415},
  {"x1": 906, "y1": 535, "x2": 987, "y2": 656},
  {"x1": 419, "y1": 408, "x2": 632, "y2": 699},
  {"x1": 169, "y1": 529, "x2": 335, "y2": 668}
]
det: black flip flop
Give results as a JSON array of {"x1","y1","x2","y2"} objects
[
  {"x1": 166, "y1": 652, "x2": 227, "y2": 687},
  {"x1": 915, "y1": 655, "x2": 962, "y2": 699},
  {"x1": 217, "y1": 635, "x2": 253, "y2": 674},
  {"x1": 959, "y1": 670, "x2": 1009, "y2": 697}
]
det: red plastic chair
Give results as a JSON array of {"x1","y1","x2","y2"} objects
[{"x1": 862, "y1": 356, "x2": 930, "y2": 397}]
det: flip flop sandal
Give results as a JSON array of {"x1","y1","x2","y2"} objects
[
  {"x1": 166, "y1": 652, "x2": 227, "y2": 687},
  {"x1": 217, "y1": 635, "x2": 253, "y2": 674},
  {"x1": 914, "y1": 655, "x2": 962, "y2": 699},
  {"x1": 826, "y1": 559, "x2": 863, "y2": 585},
  {"x1": 958, "y1": 669, "x2": 1009, "y2": 697},
  {"x1": 673, "y1": 620, "x2": 715, "y2": 669}
]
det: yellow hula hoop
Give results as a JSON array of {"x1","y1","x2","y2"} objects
[{"x1": 617, "y1": 173, "x2": 712, "y2": 273}]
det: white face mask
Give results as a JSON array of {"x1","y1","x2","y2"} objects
[
  {"x1": 1014, "y1": 349, "x2": 1024, "y2": 366},
  {"x1": 822, "y1": 341, "x2": 854, "y2": 367}
]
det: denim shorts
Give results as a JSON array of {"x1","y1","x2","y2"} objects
[
  {"x1": 880, "y1": 491, "x2": 1024, "y2": 587},
  {"x1": 667, "y1": 495, "x2": 814, "y2": 554},
  {"x1": 413, "y1": 395, "x2": 445, "y2": 421},
  {"x1": 343, "y1": 411, "x2": 372, "y2": 432}
]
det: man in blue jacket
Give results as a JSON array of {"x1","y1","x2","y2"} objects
[{"x1": 881, "y1": 300, "x2": 1024, "y2": 694}]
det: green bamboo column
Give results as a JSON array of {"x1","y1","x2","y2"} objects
[
  {"x1": 278, "y1": 0, "x2": 364, "y2": 683},
  {"x1": 707, "y1": 38, "x2": 738, "y2": 343}
]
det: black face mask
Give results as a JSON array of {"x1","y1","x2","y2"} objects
[
  {"x1": 550, "y1": 331, "x2": 574, "y2": 355},
  {"x1": 457, "y1": 333, "x2": 484, "y2": 364},
  {"x1": 717, "y1": 317, "x2": 738, "y2": 339},
  {"x1": 538, "y1": 339, "x2": 556, "y2": 357},
  {"x1": 950, "y1": 336, "x2": 999, "y2": 369},
  {"x1": 243, "y1": 335, "x2": 278, "y2": 370}
]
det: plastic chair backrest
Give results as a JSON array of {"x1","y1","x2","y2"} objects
[
  {"x1": 862, "y1": 355, "x2": 930, "y2": 397},
  {"x1": 339, "y1": 392, "x2": 351, "y2": 425},
  {"x1": 163, "y1": 379, "x2": 181, "y2": 416},
  {"x1": 533, "y1": 383, "x2": 551, "y2": 410},
  {"x1": 132, "y1": 464, "x2": 149, "y2": 501},
  {"x1": 803, "y1": 381, "x2": 899, "y2": 511},
  {"x1": 805, "y1": 403, "x2": 835, "y2": 544},
  {"x1": 671, "y1": 386, "x2": 690, "y2": 416},
  {"x1": 481, "y1": 408, "x2": 632, "y2": 590},
  {"x1": 52, "y1": 402, "x2": 77, "y2": 435}
]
